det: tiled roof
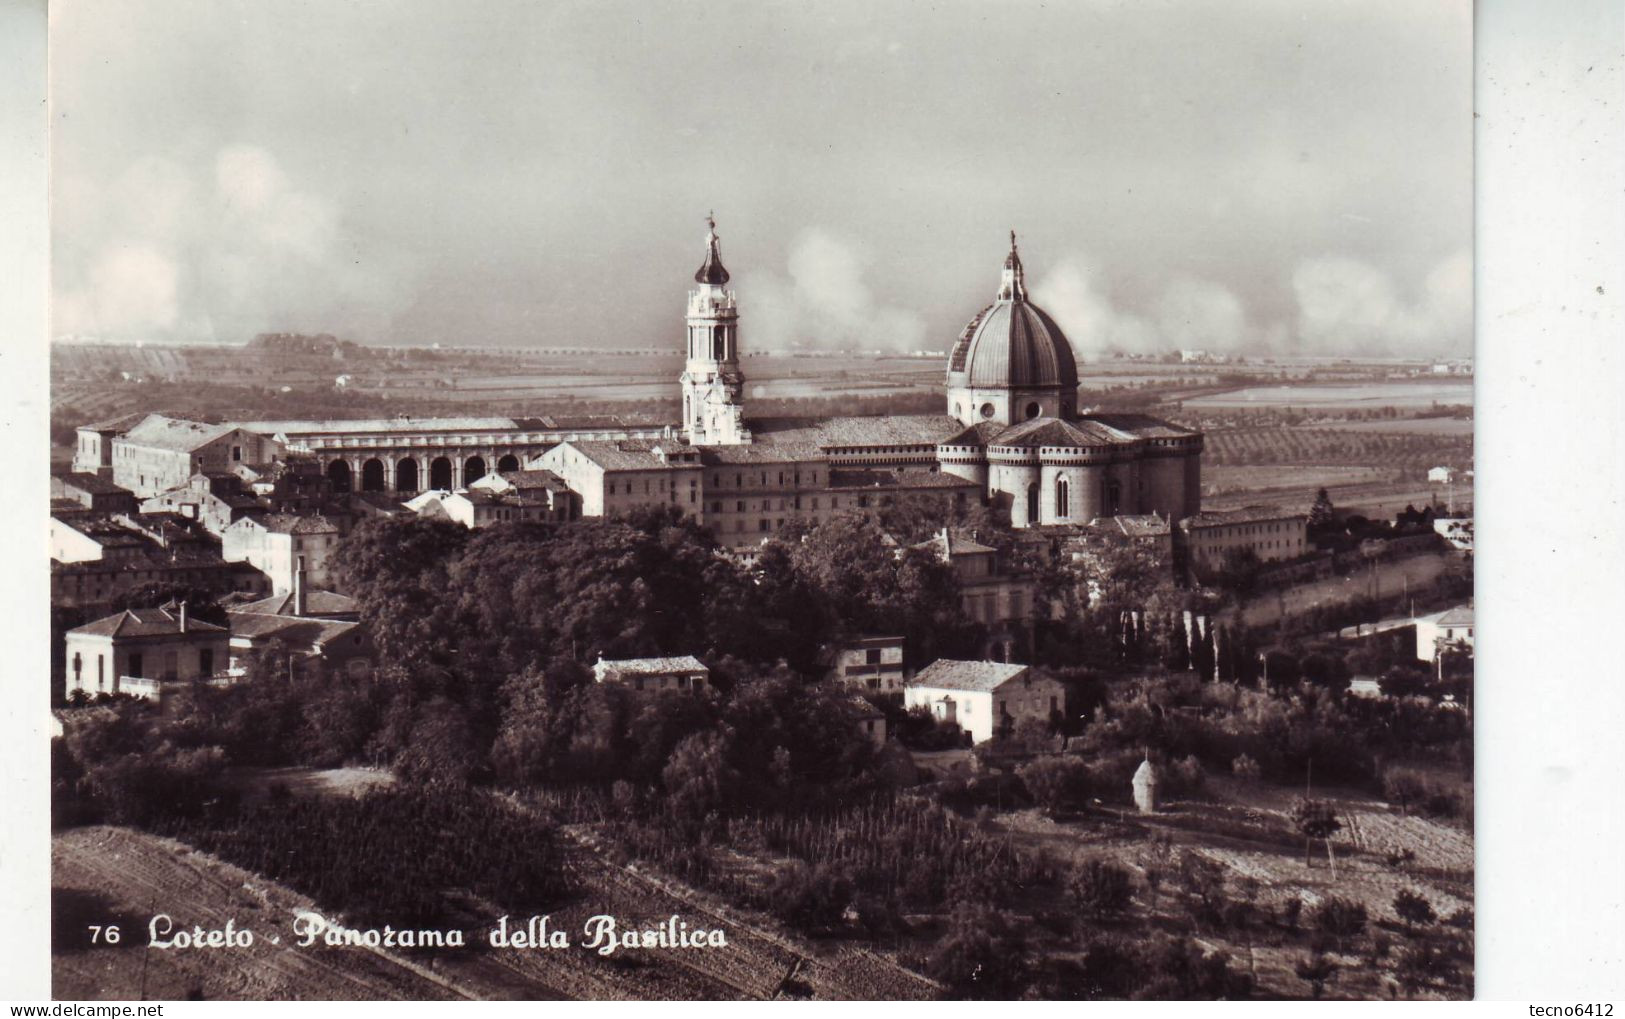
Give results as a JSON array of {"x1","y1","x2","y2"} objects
[
  {"x1": 990, "y1": 416, "x2": 1136, "y2": 448},
  {"x1": 1084, "y1": 413, "x2": 1200, "y2": 439},
  {"x1": 232, "y1": 417, "x2": 520, "y2": 435},
  {"x1": 563, "y1": 440, "x2": 700, "y2": 471},
  {"x1": 827, "y1": 469, "x2": 980, "y2": 490},
  {"x1": 54, "y1": 517, "x2": 149, "y2": 548},
  {"x1": 940, "y1": 421, "x2": 1007, "y2": 447},
  {"x1": 121, "y1": 415, "x2": 236, "y2": 452},
  {"x1": 228, "y1": 612, "x2": 359, "y2": 645},
  {"x1": 1095, "y1": 514, "x2": 1171, "y2": 538},
  {"x1": 488, "y1": 469, "x2": 569, "y2": 491},
  {"x1": 70, "y1": 605, "x2": 227, "y2": 639},
  {"x1": 252, "y1": 514, "x2": 341, "y2": 535},
  {"x1": 848, "y1": 695, "x2": 884, "y2": 719},
  {"x1": 700, "y1": 442, "x2": 826, "y2": 465},
  {"x1": 229, "y1": 590, "x2": 358, "y2": 618},
  {"x1": 80, "y1": 411, "x2": 148, "y2": 435},
  {"x1": 1180, "y1": 505, "x2": 1306, "y2": 528},
  {"x1": 1434, "y1": 606, "x2": 1474, "y2": 627},
  {"x1": 54, "y1": 472, "x2": 131, "y2": 496},
  {"x1": 598, "y1": 655, "x2": 708, "y2": 675},
  {"x1": 908, "y1": 659, "x2": 1029, "y2": 693},
  {"x1": 912, "y1": 529, "x2": 999, "y2": 557},
  {"x1": 754, "y1": 415, "x2": 963, "y2": 449}
]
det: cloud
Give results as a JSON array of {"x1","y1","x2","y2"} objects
[
  {"x1": 54, "y1": 145, "x2": 403, "y2": 343},
  {"x1": 741, "y1": 229, "x2": 928, "y2": 352},
  {"x1": 1292, "y1": 250, "x2": 1472, "y2": 356},
  {"x1": 1033, "y1": 256, "x2": 1268, "y2": 357}
]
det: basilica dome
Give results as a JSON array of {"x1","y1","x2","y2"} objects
[{"x1": 946, "y1": 235, "x2": 1079, "y2": 393}]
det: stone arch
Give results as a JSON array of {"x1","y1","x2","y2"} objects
[
  {"x1": 396, "y1": 457, "x2": 420, "y2": 493},
  {"x1": 1026, "y1": 483, "x2": 1040, "y2": 525},
  {"x1": 464, "y1": 455, "x2": 487, "y2": 486},
  {"x1": 496, "y1": 453, "x2": 520, "y2": 473},
  {"x1": 361, "y1": 458, "x2": 386, "y2": 492},
  {"x1": 327, "y1": 459, "x2": 353, "y2": 493},
  {"x1": 429, "y1": 456, "x2": 453, "y2": 491}
]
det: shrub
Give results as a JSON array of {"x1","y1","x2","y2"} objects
[
  {"x1": 1313, "y1": 896, "x2": 1368, "y2": 953},
  {"x1": 1394, "y1": 889, "x2": 1437, "y2": 933},
  {"x1": 927, "y1": 901, "x2": 1030, "y2": 999},
  {"x1": 767, "y1": 861, "x2": 854, "y2": 934},
  {"x1": 1018, "y1": 755, "x2": 1091, "y2": 815},
  {"x1": 1231, "y1": 754, "x2": 1263, "y2": 782},
  {"x1": 1069, "y1": 859, "x2": 1135, "y2": 919}
]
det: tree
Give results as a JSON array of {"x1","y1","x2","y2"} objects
[
  {"x1": 1164, "y1": 615, "x2": 1191, "y2": 671},
  {"x1": 1017, "y1": 755, "x2": 1091, "y2": 815},
  {"x1": 1382, "y1": 766, "x2": 1428, "y2": 816},
  {"x1": 927, "y1": 901, "x2": 1030, "y2": 1000},
  {"x1": 662, "y1": 728, "x2": 738, "y2": 828},
  {"x1": 1308, "y1": 488, "x2": 1337, "y2": 533},
  {"x1": 1393, "y1": 889, "x2": 1437, "y2": 934},
  {"x1": 1294, "y1": 953, "x2": 1338, "y2": 999},
  {"x1": 1292, "y1": 799, "x2": 1343, "y2": 871},
  {"x1": 1068, "y1": 859, "x2": 1134, "y2": 919},
  {"x1": 1312, "y1": 897, "x2": 1367, "y2": 954}
]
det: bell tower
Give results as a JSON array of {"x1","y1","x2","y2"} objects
[{"x1": 680, "y1": 214, "x2": 750, "y2": 446}]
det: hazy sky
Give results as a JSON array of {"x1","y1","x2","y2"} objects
[{"x1": 51, "y1": 0, "x2": 1473, "y2": 357}]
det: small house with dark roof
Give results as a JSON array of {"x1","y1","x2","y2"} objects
[
  {"x1": 848, "y1": 695, "x2": 887, "y2": 747},
  {"x1": 65, "y1": 603, "x2": 230, "y2": 702},
  {"x1": 50, "y1": 472, "x2": 138, "y2": 515},
  {"x1": 593, "y1": 654, "x2": 711, "y2": 694},
  {"x1": 903, "y1": 659, "x2": 1065, "y2": 744}
]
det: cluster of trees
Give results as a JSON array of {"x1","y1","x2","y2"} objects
[{"x1": 1062, "y1": 673, "x2": 1471, "y2": 794}]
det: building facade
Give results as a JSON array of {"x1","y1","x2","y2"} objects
[
  {"x1": 221, "y1": 515, "x2": 343, "y2": 595},
  {"x1": 1176, "y1": 506, "x2": 1309, "y2": 576},
  {"x1": 111, "y1": 415, "x2": 285, "y2": 498},
  {"x1": 903, "y1": 659, "x2": 1067, "y2": 745},
  {"x1": 65, "y1": 604, "x2": 230, "y2": 701},
  {"x1": 532, "y1": 222, "x2": 1204, "y2": 548}
]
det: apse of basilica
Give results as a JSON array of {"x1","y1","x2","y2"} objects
[{"x1": 539, "y1": 219, "x2": 1203, "y2": 548}]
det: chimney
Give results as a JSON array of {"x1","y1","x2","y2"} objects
[
  {"x1": 293, "y1": 555, "x2": 308, "y2": 617},
  {"x1": 178, "y1": 600, "x2": 189, "y2": 633}
]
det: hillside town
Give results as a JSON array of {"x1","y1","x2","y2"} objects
[{"x1": 50, "y1": 225, "x2": 1475, "y2": 1000}]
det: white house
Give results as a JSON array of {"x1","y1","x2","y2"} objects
[
  {"x1": 64, "y1": 603, "x2": 230, "y2": 701},
  {"x1": 593, "y1": 655, "x2": 711, "y2": 694},
  {"x1": 1416, "y1": 605, "x2": 1474, "y2": 663},
  {"x1": 903, "y1": 659, "x2": 1066, "y2": 744},
  {"x1": 1427, "y1": 466, "x2": 1457, "y2": 484}
]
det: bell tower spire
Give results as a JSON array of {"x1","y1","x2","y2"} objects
[{"x1": 680, "y1": 213, "x2": 750, "y2": 446}]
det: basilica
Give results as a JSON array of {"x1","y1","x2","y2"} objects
[{"x1": 538, "y1": 219, "x2": 1204, "y2": 548}]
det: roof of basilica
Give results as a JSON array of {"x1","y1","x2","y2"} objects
[
  {"x1": 985, "y1": 416, "x2": 1137, "y2": 449},
  {"x1": 752, "y1": 414, "x2": 964, "y2": 449}
]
